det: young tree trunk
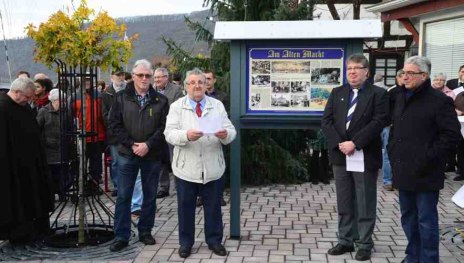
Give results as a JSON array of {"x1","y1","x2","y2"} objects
[
  {"x1": 326, "y1": 0, "x2": 340, "y2": 20},
  {"x1": 353, "y1": 0, "x2": 362, "y2": 20}
]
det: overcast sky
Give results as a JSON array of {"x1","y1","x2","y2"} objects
[{"x1": 0, "y1": 0, "x2": 208, "y2": 39}]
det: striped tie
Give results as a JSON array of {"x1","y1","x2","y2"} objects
[{"x1": 346, "y1": 88, "x2": 359, "y2": 129}]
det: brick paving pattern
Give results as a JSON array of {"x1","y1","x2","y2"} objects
[{"x1": 1, "y1": 174, "x2": 464, "y2": 262}]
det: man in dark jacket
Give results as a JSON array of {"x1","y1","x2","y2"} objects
[
  {"x1": 445, "y1": 64, "x2": 464, "y2": 90},
  {"x1": 322, "y1": 54, "x2": 389, "y2": 261},
  {"x1": 108, "y1": 59, "x2": 169, "y2": 252},
  {"x1": 389, "y1": 56, "x2": 460, "y2": 263},
  {"x1": 153, "y1": 67, "x2": 183, "y2": 199},
  {"x1": 101, "y1": 69, "x2": 126, "y2": 196},
  {"x1": 0, "y1": 77, "x2": 54, "y2": 244}
]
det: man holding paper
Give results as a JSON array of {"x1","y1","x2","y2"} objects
[
  {"x1": 389, "y1": 56, "x2": 460, "y2": 263},
  {"x1": 164, "y1": 68, "x2": 236, "y2": 258},
  {"x1": 322, "y1": 54, "x2": 389, "y2": 261}
]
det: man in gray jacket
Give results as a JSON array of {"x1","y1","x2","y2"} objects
[{"x1": 153, "y1": 67, "x2": 183, "y2": 198}]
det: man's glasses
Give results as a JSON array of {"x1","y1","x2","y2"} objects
[
  {"x1": 154, "y1": 75, "x2": 167, "y2": 79},
  {"x1": 134, "y1": 73, "x2": 153, "y2": 79},
  {"x1": 187, "y1": 81, "x2": 205, "y2": 86},
  {"x1": 346, "y1": 67, "x2": 366, "y2": 71},
  {"x1": 403, "y1": 71, "x2": 424, "y2": 77}
]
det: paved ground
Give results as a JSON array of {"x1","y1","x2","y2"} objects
[{"x1": 2, "y1": 173, "x2": 464, "y2": 262}]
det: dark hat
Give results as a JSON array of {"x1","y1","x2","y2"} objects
[{"x1": 111, "y1": 66, "x2": 124, "y2": 75}]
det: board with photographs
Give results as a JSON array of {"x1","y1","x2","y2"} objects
[{"x1": 247, "y1": 47, "x2": 344, "y2": 114}]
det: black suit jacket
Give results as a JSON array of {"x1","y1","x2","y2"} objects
[
  {"x1": 446, "y1": 78, "x2": 459, "y2": 90},
  {"x1": 321, "y1": 82, "x2": 389, "y2": 171}
]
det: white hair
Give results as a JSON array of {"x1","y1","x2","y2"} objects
[
  {"x1": 48, "y1": 88, "x2": 60, "y2": 101},
  {"x1": 10, "y1": 77, "x2": 35, "y2": 92}
]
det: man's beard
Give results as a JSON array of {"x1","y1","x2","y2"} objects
[{"x1": 113, "y1": 81, "x2": 126, "y2": 92}]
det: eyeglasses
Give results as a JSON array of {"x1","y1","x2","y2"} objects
[
  {"x1": 403, "y1": 71, "x2": 424, "y2": 77},
  {"x1": 187, "y1": 81, "x2": 205, "y2": 86},
  {"x1": 134, "y1": 73, "x2": 153, "y2": 79},
  {"x1": 206, "y1": 77, "x2": 213, "y2": 80},
  {"x1": 346, "y1": 67, "x2": 366, "y2": 71},
  {"x1": 154, "y1": 75, "x2": 167, "y2": 79}
]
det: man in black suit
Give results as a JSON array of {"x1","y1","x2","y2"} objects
[
  {"x1": 322, "y1": 54, "x2": 389, "y2": 261},
  {"x1": 445, "y1": 65, "x2": 464, "y2": 89}
]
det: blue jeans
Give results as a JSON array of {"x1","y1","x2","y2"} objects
[
  {"x1": 114, "y1": 156, "x2": 161, "y2": 242},
  {"x1": 109, "y1": 145, "x2": 120, "y2": 189},
  {"x1": 176, "y1": 177, "x2": 223, "y2": 248},
  {"x1": 131, "y1": 171, "x2": 143, "y2": 212},
  {"x1": 381, "y1": 127, "x2": 392, "y2": 185},
  {"x1": 399, "y1": 190, "x2": 439, "y2": 263}
]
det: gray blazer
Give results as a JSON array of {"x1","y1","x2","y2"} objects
[{"x1": 159, "y1": 82, "x2": 183, "y2": 105}]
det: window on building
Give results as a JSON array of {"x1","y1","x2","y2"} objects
[{"x1": 424, "y1": 17, "x2": 464, "y2": 80}]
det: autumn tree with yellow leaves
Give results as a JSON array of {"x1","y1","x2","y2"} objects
[{"x1": 26, "y1": 0, "x2": 137, "y2": 71}]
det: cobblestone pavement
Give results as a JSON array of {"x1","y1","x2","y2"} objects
[{"x1": 2, "y1": 173, "x2": 464, "y2": 262}]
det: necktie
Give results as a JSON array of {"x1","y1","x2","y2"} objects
[
  {"x1": 196, "y1": 102, "x2": 202, "y2": 117},
  {"x1": 346, "y1": 89, "x2": 359, "y2": 129}
]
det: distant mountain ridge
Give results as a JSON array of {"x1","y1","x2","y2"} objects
[{"x1": 0, "y1": 10, "x2": 211, "y2": 83}]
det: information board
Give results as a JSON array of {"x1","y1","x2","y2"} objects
[{"x1": 247, "y1": 47, "x2": 345, "y2": 114}]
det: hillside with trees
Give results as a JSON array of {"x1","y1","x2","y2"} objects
[{"x1": 0, "y1": 10, "x2": 210, "y2": 83}]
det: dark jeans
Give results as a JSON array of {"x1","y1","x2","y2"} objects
[
  {"x1": 456, "y1": 138, "x2": 464, "y2": 174},
  {"x1": 114, "y1": 156, "x2": 161, "y2": 242},
  {"x1": 49, "y1": 163, "x2": 71, "y2": 198},
  {"x1": 399, "y1": 190, "x2": 439, "y2": 263},
  {"x1": 109, "y1": 145, "x2": 120, "y2": 189},
  {"x1": 176, "y1": 177, "x2": 223, "y2": 248},
  {"x1": 86, "y1": 142, "x2": 103, "y2": 182}
]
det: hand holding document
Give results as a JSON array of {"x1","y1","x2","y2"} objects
[
  {"x1": 346, "y1": 149, "x2": 364, "y2": 172},
  {"x1": 198, "y1": 114, "x2": 223, "y2": 135}
]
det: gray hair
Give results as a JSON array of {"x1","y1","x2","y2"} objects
[
  {"x1": 155, "y1": 67, "x2": 169, "y2": 76},
  {"x1": 396, "y1": 69, "x2": 404, "y2": 77},
  {"x1": 132, "y1": 59, "x2": 153, "y2": 73},
  {"x1": 433, "y1": 72, "x2": 447, "y2": 80},
  {"x1": 346, "y1": 53, "x2": 369, "y2": 68},
  {"x1": 404, "y1": 56, "x2": 431, "y2": 75},
  {"x1": 10, "y1": 77, "x2": 35, "y2": 92},
  {"x1": 184, "y1": 68, "x2": 206, "y2": 85},
  {"x1": 48, "y1": 88, "x2": 60, "y2": 101}
]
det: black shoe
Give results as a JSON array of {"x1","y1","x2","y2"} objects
[
  {"x1": 220, "y1": 197, "x2": 226, "y2": 206},
  {"x1": 109, "y1": 240, "x2": 128, "y2": 252},
  {"x1": 196, "y1": 197, "x2": 204, "y2": 207},
  {"x1": 178, "y1": 246, "x2": 191, "y2": 258},
  {"x1": 327, "y1": 243, "x2": 354, "y2": 255},
  {"x1": 355, "y1": 249, "x2": 371, "y2": 261},
  {"x1": 131, "y1": 210, "x2": 141, "y2": 217},
  {"x1": 156, "y1": 190, "x2": 169, "y2": 198},
  {"x1": 454, "y1": 175, "x2": 464, "y2": 181},
  {"x1": 208, "y1": 244, "x2": 227, "y2": 256},
  {"x1": 111, "y1": 190, "x2": 117, "y2": 197},
  {"x1": 139, "y1": 233, "x2": 156, "y2": 245}
]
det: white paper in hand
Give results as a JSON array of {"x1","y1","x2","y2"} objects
[
  {"x1": 198, "y1": 114, "x2": 223, "y2": 135},
  {"x1": 346, "y1": 149, "x2": 365, "y2": 172},
  {"x1": 452, "y1": 185, "x2": 464, "y2": 208}
]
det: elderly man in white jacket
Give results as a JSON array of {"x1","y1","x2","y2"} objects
[{"x1": 164, "y1": 68, "x2": 236, "y2": 259}]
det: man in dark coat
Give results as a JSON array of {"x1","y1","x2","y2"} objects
[
  {"x1": 101, "y1": 69, "x2": 127, "y2": 196},
  {"x1": 322, "y1": 54, "x2": 389, "y2": 261},
  {"x1": 108, "y1": 59, "x2": 169, "y2": 252},
  {"x1": 389, "y1": 56, "x2": 460, "y2": 263},
  {"x1": 0, "y1": 77, "x2": 54, "y2": 244}
]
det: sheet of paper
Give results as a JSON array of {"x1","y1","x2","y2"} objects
[
  {"x1": 453, "y1": 87, "x2": 464, "y2": 96},
  {"x1": 198, "y1": 114, "x2": 223, "y2": 135},
  {"x1": 458, "y1": 116, "x2": 464, "y2": 138},
  {"x1": 452, "y1": 185, "x2": 464, "y2": 208},
  {"x1": 346, "y1": 149, "x2": 365, "y2": 172}
]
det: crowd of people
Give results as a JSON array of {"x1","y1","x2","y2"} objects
[
  {"x1": 1, "y1": 55, "x2": 463, "y2": 262},
  {"x1": 0, "y1": 61, "x2": 235, "y2": 258}
]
